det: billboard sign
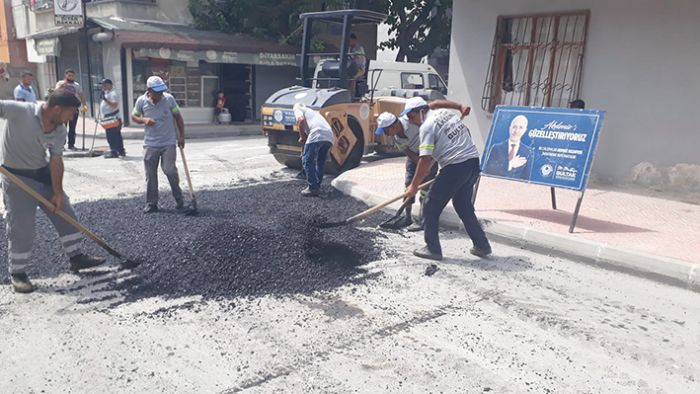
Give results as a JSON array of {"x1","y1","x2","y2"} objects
[{"x1": 481, "y1": 105, "x2": 605, "y2": 191}]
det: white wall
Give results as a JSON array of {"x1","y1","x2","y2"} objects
[
  {"x1": 450, "y1": 0, "x2": 700, "y2": 183},
  {"x1": 376, "y1": 23, "x2": 398, "y2": 62}
]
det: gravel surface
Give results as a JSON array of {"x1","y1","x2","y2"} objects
[
  {"x1": 0, "y1": 181, "x2": 390, "y2": 304},
  {"x1": 1, "y1": 137, "x2": 698, "y2": 393}
]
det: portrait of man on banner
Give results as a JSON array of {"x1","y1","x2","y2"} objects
[{"x1": 482, "y1": 114, "x2": 533, "y2": 180}]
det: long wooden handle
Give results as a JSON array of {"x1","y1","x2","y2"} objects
[
  {"x1": 346, "y1": 179, "x2": 435, "y2": 224},
  {"x1": 179, "y1": 147, "x2": 196, "y2": 202},
  {"x1": 0, "y1": 166, "x2": 123, "y2": 258}
]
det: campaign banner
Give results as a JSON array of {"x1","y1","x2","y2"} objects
[{"x1": 481, "y1": 106, "x2": 604, "y2": 191}]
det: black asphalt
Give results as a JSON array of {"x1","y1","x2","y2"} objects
[{"x1": 0, "y1": 180, "x2": 392, "y2": 303}]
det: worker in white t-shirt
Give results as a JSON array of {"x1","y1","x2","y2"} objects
[{"x1": 293, "y1": 103, "x2": 335, "y2": 197}]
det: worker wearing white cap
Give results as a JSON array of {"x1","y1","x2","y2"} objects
[
  {"x1": 402, "y1": 97, "x2": 491, "y2": 261},
  {"x1": 375, "y1": 110, "x2": 437, "y2": 230},
  {"x1": 376, "y1": 97, "x2": 472, "y2": 230},
  {"x1": 131, "y1": 76, "x2": 186, "y2": 213},
  {"x1": 293, "y1": 103, "x2": 334, "y2": 196}
]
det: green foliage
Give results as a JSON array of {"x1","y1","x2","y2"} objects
[
  {"x1": 189, "y1": 0, "x2": 451, "y2": 60},
  {"x1": 380, "y1": 0, "x2": 452, "y2": 61},
  {"x1": 189, "y1": 0, "x2": 387, "y2": 45}
]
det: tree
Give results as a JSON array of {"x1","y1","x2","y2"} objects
[
  {"x1": 380, "y1": 0, "x2": 452, "y2": 62},
  {"x1": 189, "y1": 0, "x2": 451, "y2": 62},
  {"x1": 189, "y1": 0, "x2": 386, "y2": 45}
]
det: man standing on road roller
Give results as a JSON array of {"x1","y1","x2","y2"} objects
[
  {"x1": 0, "y1": 90, "x2": 106, "y2": 293},
  {"x1": 402, "y1": 98, "x2": 492, "y2": 261}
]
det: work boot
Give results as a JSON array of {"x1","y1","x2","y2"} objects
[
  {"x1": 406, "y1": 222, "x2": 423, "y2": 232},
  {"x1": 69, "y1": 254, "x2": 106, "y2": 273},
  {"x1": 470, "y1": 245, "x2": 492, "y2": 258},
  {"x1": 301, "y1": 187, "x2": 319, "y2": 197},
  {"x1": 175, "y1": 200, "x2": 185, "y2": 211},
  {"x1": 413, "y1": 246, "x2": 443, "y2": 261},
  {"x1": 119, "y1": 150, "x2": 126, "y2": 157},
  {"x1": 409, "y1": 199, "x2": 425, "y2": 232},
  {"x1": 143, "y1": 204, "x2": 158, "y2": 213},
  {"x1": 103, "y1": 152, "x2": 119, "y2": 159},
  {"x1": 10, "y1": 273, "x2": 35, "y2": 294}
]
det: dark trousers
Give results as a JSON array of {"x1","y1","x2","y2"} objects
[
  {"x1": 144, "y1": 146, "x2": 183, "y2": 207},
  {"x1": 405, "y1": 157, "x2": 438, "y2": 204},
  {"x1": 302, "y1": 141, "x2": 332, "y2": 190},
  {"x1": 66, "y1": 111, "x2": 79, "y2": 147},
  {"x1": 423, "y1": 158, "x2": 490, "y2": 255},
  {"x1": 105, "y1": 123, "x2": 125, "y2": 155}
]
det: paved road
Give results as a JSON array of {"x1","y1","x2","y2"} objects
[{"x1": 0, "y1": 137, "x2": 698, "y2": 393}]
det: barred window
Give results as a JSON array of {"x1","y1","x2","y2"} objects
[{"x1": 482, "y1": 11, "x2": 589, "y2": 113}]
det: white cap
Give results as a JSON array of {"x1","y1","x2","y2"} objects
[
  {"x1": 375, "y1": 112, "x2": 398, "y2": 135},
  {"x1": 146, "y1": 76, "x2": 168, "y2": 92},
  {"x1": 400, "y1": 96, "x2": 428, "y2": 116},
  {"x1": 293, "y1": 102, "x2": 306, "y2": 120}
]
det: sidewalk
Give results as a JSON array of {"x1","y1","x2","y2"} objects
[
  {"x1": 332, "y1": 157, "x2": 700, "y2": 290},
  {"x1": 77, "y1": 116, "x2": 261, "y2": 140}
]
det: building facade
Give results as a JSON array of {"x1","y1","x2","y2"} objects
[
  {"x1": 10, "y1": 0, "x2": 299, "y2": 125},
  {"x1": 449, "y1": 0, "x2": 700, "y2": 187}
]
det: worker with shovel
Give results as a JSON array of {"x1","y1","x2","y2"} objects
[
  {"x1": 375, "y1": 98, "x2": 469, "y2": 230},
  {"x1": 0, "y1": 90, "x2": 107, "y2": 293},
  {"x1": 403, "y1": 98, "x2": 492, "y2": 261},
  {"x1": 131, "y1": 76, "x2": 187, "y2": 213}
]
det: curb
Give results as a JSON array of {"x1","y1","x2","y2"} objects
[
  {"x1": 120, "y1": 126, "x2": 262, "y2": 140},
  {"x1": 331, "y1": 177, "x2": 700, "y2": 292},
  {"x1": 76, "y1": 124, "x2": 263, "y2": 141}
]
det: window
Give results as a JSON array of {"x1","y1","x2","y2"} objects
[
  {"x1": 401, "y1": 73, "x2": 425, "y2": 89},
  {"x1": 428, "y1": 74, "x2": 447, "y2": 95},
  {"x1": 201, "y1": 76, "x2": 219, "y2": 107},
  {"x1": 482, "y1": 11, "x2": 589, "y2": 113}
]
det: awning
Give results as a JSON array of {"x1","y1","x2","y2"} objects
[
  {"x1": 27, "y1": 25, "x2": 80, "y2": 40},
  {"x1": 90, "y1": 16, "x2": 298, "y2": 67}
]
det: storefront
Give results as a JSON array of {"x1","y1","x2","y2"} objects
[{"x1": 89, "y1": 16, "x2": 299, "y2": 125}]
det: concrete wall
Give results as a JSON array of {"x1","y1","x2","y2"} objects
[
  {"x1": 87, "y1": 0, "x2": 192, "y2": 24},
  {"x1": 450, "y1": 0, "x2": 700, "y2": 184}
]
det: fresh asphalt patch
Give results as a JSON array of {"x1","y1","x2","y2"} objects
[{"x1": 0, "y1": 181, "x2": 393, "y2": 306}]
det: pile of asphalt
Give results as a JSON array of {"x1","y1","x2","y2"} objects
[{"x1": 0, "y1": 181, "x2": 390, "y2": 302}]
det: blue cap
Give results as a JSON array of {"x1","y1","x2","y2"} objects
[{"x1": 100, "y1": 78, "x2": 113, "y2": 84}]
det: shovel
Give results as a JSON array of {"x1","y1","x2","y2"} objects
[
  {"x1": 378, "y1": 198, "x2": 412, "y2": 229},
  {"x1": 179, "y1": 146, "x2": 198, "y2": 216},
  {"x1": 319, "y1": 179, "x2": 435, "y2": 229},
  {"x1": 0, "y1": 166, "x2": 140, "y2": 269}
]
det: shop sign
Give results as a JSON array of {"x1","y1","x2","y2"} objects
[
  {"x1": 35, "y1": 38, "x2": 61, "y2": 56},
  {"x1": 54, "y1": 0, "x2": 84, "y2": 26},
  {"x1": 134, "y1": 48, "x2": 296, "y2": 67}
]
